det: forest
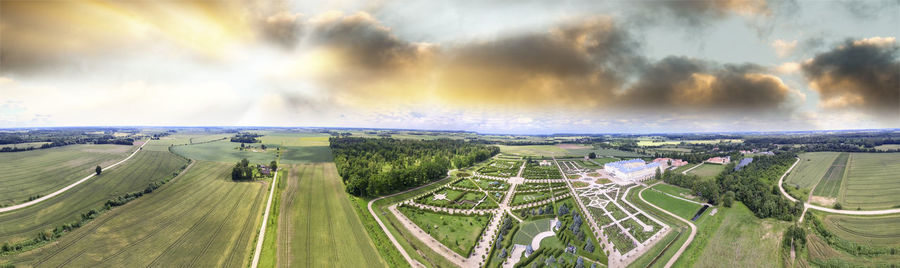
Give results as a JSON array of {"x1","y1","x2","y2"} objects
[
  {"x1": 662, "y1": 153, "x2": 802, "y2": 221},
  {"x1": 330, "y1": 137, "x2": 499, "y2": 196}
]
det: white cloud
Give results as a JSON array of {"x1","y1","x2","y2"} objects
[{"x1": 771, "y1": 39, "x2": 798, "y2": 58}]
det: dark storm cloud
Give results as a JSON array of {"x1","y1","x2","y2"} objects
[
  {"x1": 801, "y1": 38, "x2": 900, "y2": 118},
  {"x1": 616, "y1": 57, "x2": 793, "y2": 113},
  {"x1": 305, "y1": 12, "x2": 426, "y2": 71},
  {"x1": 837, "y1": 0, "x2": 900, "y2": 20},
  {"x1": 260, "y1": 12, "x2": 304, "y2": 49}
]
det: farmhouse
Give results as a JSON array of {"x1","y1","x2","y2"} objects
[
  {"x1": 604, "y1": 159, "x2": 661, "y2": 182},
  {"x1": 705, "y1": 156, "x2": 731, "y2": 164},
  {"x1": 258, "y1": 165, "x2": 271, "y2": 176}
]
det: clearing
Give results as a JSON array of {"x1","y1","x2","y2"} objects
[{"x1": 691, "y1": 202, "x2": 789, "y2": 267}]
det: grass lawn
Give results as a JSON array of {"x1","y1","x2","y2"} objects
[
  {"x1": 0, "y1": 150, "x2": 188, "y2": 244},
  {"x1": 3, "y1": 160, "x2": 261, "y2": 267},
  {"x1": 687, "y1": 164, "x2": 725, "y2": 180},
  {"x1": 785, "y1": 152, "x2": 839, "y2": 191},
  {"x1": 512, "y1": 218, "x2": 553, "y2": 245},
  {"x1": 273, "y1": 163, "x2": 385, "y2": 267},
  {"x1": 0, "y1": 143, "x2": 136, "y2": 207},
  {"x1": 651, "y1": 183, "x2": 701, "y2": 202},
  {"x1": 398, "y1": 206, "x2": 490, "y2": 256},
  {"x1": 839, "y1": 153, "x2": 900, "y2": 210},
  {"x1": 640, "y1": 189, "x2": 702, "y2": 220},
  {"x1": 689, "y1": 202, "x2": 789, "y2": 267}
]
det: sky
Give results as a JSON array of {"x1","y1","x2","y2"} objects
[{"x1": 1, "y1": 0, "x2": 898, "y2": 134}]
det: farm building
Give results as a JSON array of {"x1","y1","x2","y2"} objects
[
  {"x1": 734, "y1": 157, "x2": 753, "y2": 171},
  {"x1": 258, "y1": 165, "x2": 271, "y2": 176},
  {"x1": 539, "y1": 160, "x2": 552, "y2": 166},
  {"x1": 705, "y1": 156, "x2": 731, "y2": 164},
  {"x1": 604, "y1": 159, "x2": 661, "y2": 182}
]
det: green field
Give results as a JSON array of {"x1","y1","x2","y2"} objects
[
  {"x1": 0, "y1": 144, "x2": 136, "y2": 207},
  {"x1": 641, "y1": 188, "x2": 702, "y2": 220},
  {"x1": 651, "y1": 183, "x2": 701, "y2": 202},
  {"x1": 811, "y1": 153, "x2": 848, "y2": 199},
  {"x1": 171, "y1": 140, "x2": 277, "y2": 163},
  {"x1": 3, "y1": 161, "x2": 264, "y2": 267},
  {"x1": 786, "y1": 152, "x2": 840, "y2": 191},
  {"x1": 875, "y1": 144, "x2": 900, "y2": 151},
  {"x1": 690, "y1": 202, "x2": 789, "y2": 267},
  {"x1": 398, "y1": 205, "x2": 489, "y2": 256},
  {"x1": 687, "y1": 164, "x2": 725, "y2": 180},
  {"x1": 822, "y1": 214, "x2": 900, "y2": 247},
  {"x1": 839, "y1": 153, "x2": 900, "y2": 210},
  {"x1": 511, "y1": 218, "x2": 553, "y2": 246},
  {"x1": 269, "y1": 163, "x2": 385, "y2": 267},
  {"x1": 0, "y1": 150, "x2": 188, "y2": 245},
  {"x1": 0, "y1": 142, "x2": 51, "y2": 150},
  {"x1": 142, "y1": 133, "x2": 231, "y2": 151}
]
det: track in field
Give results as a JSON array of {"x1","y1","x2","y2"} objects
[{"x1": 275, "y1": 165, "x2": 303, "y2": 268}]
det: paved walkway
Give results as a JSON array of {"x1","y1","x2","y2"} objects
[
  {"x1": 777, "y1": 157, "x2": 900, "y2": 216},
  {"x1": 0, "y1": 139, "x2": 151, "y2": 213}
]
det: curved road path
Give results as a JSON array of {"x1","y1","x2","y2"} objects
[
  {"x1": 0, "y1": 139, "x2": 151, "y2": 213},
  {"x1": 638, "y1": 182, "x2": 696, "y2": 268},
  {"x1": 777, "y1": 157, "x2": 900, "y2": 216}
]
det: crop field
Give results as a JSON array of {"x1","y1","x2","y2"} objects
[
  {"x1": 143, "y1": 133, "x2": 230, "y2": 151},
  {"x1": 0, "y1": 144, "x2": 135, "y2": 207},
  {"x1": 257, "y1": 132, "x2": 330, "y2": 147},
  {"x1": 273, "y1": 163, "x2": 385, "y2": 267},
  {"x1": 822, "y1": 214, "x2": 900, "y2": 247},
  {"x1": 839, "y1": 153, "x2": 900, "y2": 210},
  {"x1": 0, "y1": 142, "x2": 51, "y2": 150},
  {"x1": 692, "y1": 202, "x2": 788, "y2": 267},
  {"x1": 171, "y1": 140, "x2": 277, "y2": 164},
  {"x1": 811, "y1": 153, "x2": 848, "y2": 198},
  {"x1": 4, "y1": 161, "x2": 264, "y2": 267},
  {"x1": 785, "y1": 152, "x2": 840, "y2": 190},
  {"x1": 0, "y1": 150, "x2": 188, "y2": 244},
  {"x1": 687, "y1": 164, "x2": 725, "y2": 180},
  {"x1": 875, "y1": 144, "x2": 900, "y2": 151},
  {"x1": 807, "y1": 231, "x2": 900, "y2": 266},
  {"x1": 498, "y1": 144, "x2": 644, "y2": 158},
  {"x1": 398, "y1": 205, "x2": 490, "y2": 256}
]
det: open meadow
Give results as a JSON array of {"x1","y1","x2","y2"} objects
[
  {"x1": 691, "y1": 202, "x2": 788, "y2": 267},
  {"x1": 0, "y1": 150, "x2": 187, "y2": 245},
  {"x1": 0, "y1": 144, "x2": 136, "y2": 207},
  {"x1": 839, "y1": 153, "x2": 900, "y2": 210},
  {"x1": 641, "y1": 188, "x2": 702, "y2": 220},
  {"x1": 687, "y1": 164, "x2": 725, "y2": 180},
  {"x1": 3, "y1": 161, "x2": 265, "y2": 267}
]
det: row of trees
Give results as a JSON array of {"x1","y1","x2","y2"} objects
[
  {"x1": 230, "y1": 132, "x2": 262, "y2": 143},
  {"x1": 330, "y1": 137, "x2": 499, "y2": 196},
  {"x1": 661, "y1": 153, "x2": 803, "y2": 221}
]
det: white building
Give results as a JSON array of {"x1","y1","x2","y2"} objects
[{"x1": 604, "y1": 159, "x2": 661, "y2": 182}]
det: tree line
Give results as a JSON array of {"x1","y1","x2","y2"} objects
[
  {"x1": 330, "y1": 137, "x2": 499, "y2": 196},
  {"x1": 661, "y1": 153, "x2": 802, "y2": 221}
]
